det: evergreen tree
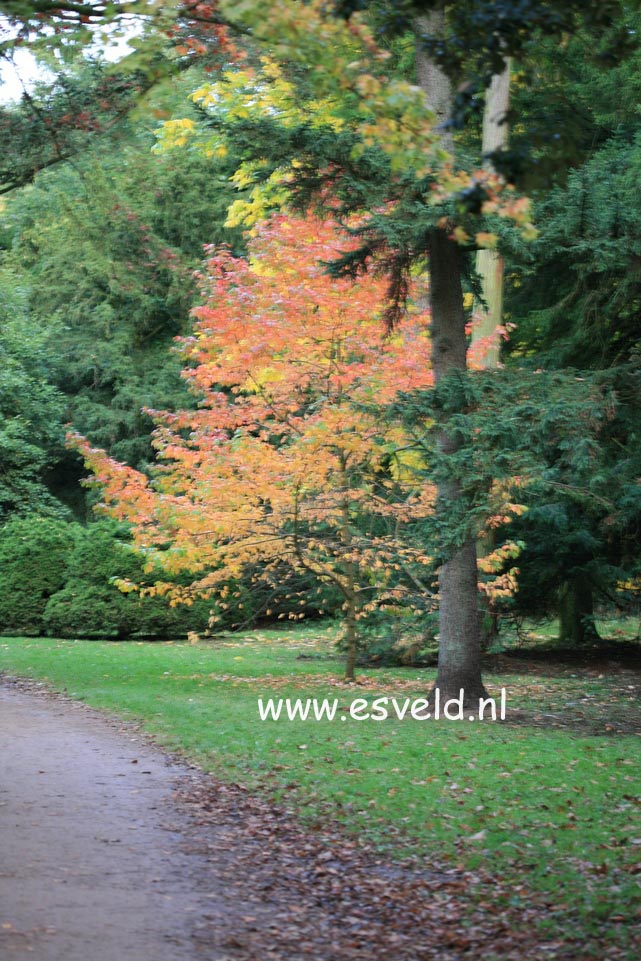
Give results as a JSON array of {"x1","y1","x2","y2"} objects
[{"x1": 0, "y1": 267, "x2": 66, "y2": 518}]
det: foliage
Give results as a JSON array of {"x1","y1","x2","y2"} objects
[
  {"x1": 1, "y1": 82, "x2": 245, "y2": 479},
  {"x1": 502, "y1": 3, "x2": 641, "y2": 360},
  {"x1": 399, "y1": 364, "x2": 641, "y2": 635},
  {"x1": 0, "y1": 516, "x2": 75, "y2": 633},
  {"x1": 0, "y1": 270, "x2": 67, "y2": 518},
  {"x1": 0, "y1": 1, "x2": 237, "y2": 106},
  {"x1": 157, "y1": 8, "x2": 536, "y2": 320},
  {"x1": 41, "y1": 521, "x2": 212, "y2": 638},
  {"x1": 0, "y1": 515, "x2": 213, "y2": 637},
  {"x1": 0, "y1": 65, "x2": 154, "y2": 195},
  {"x1": 0, "y1": 64, "x2": 259, "y2": 637},
  {"x1": 70, "y1": 214, "x2": 437, "y2": 674},
  {"x1": 508, "y1": 133, "x2": 641, "y2": 368}
]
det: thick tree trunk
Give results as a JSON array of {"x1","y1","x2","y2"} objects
[
  {"x1": 415, "y1": 14, "x2": 454, "y2": 152},
  {"x1": 429, "y1": 230, "x2": 487, "y2": 703},
  {"x1": 415, "y1": 14, "x2": 487, "y2": 704},
  {"x1": 558, "y1": 577, "x2": 600, "y2": 646}
]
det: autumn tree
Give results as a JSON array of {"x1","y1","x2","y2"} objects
[
  {"x1": 170, "y1": 0, "x2": 633, "y2": 697},
  {"x1": 71, "y1": 214, "x2": 435, "y2": 679},
  {"x1": 152, "y1": 2, "x2": 542, "y2": 700}
]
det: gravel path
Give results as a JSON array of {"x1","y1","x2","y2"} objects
[{"x1": 0, "y1": 684, "x2": 225, "y2": 961}]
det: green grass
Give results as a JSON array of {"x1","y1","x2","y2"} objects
[
  {"x1": 2, "y1": 628, "x2": 641, "y2": 954},
  {"x1": 492, "y1": 613, "x2": 641, "y2": 650}
]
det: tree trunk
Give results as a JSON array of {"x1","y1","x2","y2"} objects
[
  {"x1": 415, "y1": 14, "x2": 454, "y2": 152},
  {"x1": 473, "y1": 62, "x2": 510, "y2": 366},
  {"x1": 343, "y1": 596, "x2": 358, "y2": 682},
  {"x1": 480, "y1": 610, "x2": 500, "y2": 651},
  {"x1": 416, "y1": 13, "x2": 487, "y2": 704},
  {"x1": 473, "y1": 250, "x2": 504, "y2": 365},
  {"x1": 558, "y1": 577, "x2": 600, "y2": 646},
  {"x1": 429, "y1": 229, "x2": 487, "y2": 702},
  {"x1": 340, "y1": 455, "x2": 358, "y2": 681},
  {"x1": 473, "y1": 61, "x2": 511, "y2": 642}
]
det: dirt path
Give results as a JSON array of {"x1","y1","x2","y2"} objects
[
  {"x1": 0, "y1": 684, "x2": 225, "y2": 960},
  {"x1": 2, "y1": 677, "x2": 626, "y2": 961}
]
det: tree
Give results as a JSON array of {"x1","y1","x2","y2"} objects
[
  {"x1": 0, "y1": 67, "x2": 155, "y2": 195},
  {"x1": 197, "y1": 0, "x2": 635, "y2": 693},
  {"x1": 0, "y1": 267, "x2": 66, "y2": 517},
  {"x1": 1, "y1": 80, "x2": 246, "y2": 508},
  {"x1": 398, "y1": 362, "x2": 641, "y2": 647},
  {"x1": 71, "y1": 214, "x2": 435, "y2": 679},
  {"x1": 413, "y1": 9, "x2": 488, "y2": 699},
  {"x1": 0, "y1": 0, "x2": 240, "y2": 192},
  {"x1": 152, "y1": 2, "x2": 536, "y2": 700},
  {"x1": 498, "y1": 6, "x2": 641, "y2": 640}
]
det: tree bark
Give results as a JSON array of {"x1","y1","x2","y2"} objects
[
  {"x1": 340, "y1": 455, "x2": 358, "y2": 681},
  {"x1": 415, "y1": 14, "x2": 454, "y2": 152},
  {"x1": 343, "y1": 596, "x2": 358, "y2": 682},
  {"x1": 428, "y1": 229, "x2": 487, "y2": 702},
  {"x1": 558, "y1": 576, "x2": 600, "y2": 646},
  {"x1": 473, "y1": 60, "x2": 510, "y2": 368},
  {"x1": 415, "y1": 13, "x2": 487, "y2": 704},
  {"x1": 473, "y1": 60, "x2": 511, "y2": 646}
]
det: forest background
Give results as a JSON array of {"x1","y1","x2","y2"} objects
[{"x1": 2, "y1": 0, "x2": 641, "y2": 681}]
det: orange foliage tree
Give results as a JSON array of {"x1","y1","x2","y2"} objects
[{"x1": 70, "y1": 214, "x2": 434, "y2": 679}]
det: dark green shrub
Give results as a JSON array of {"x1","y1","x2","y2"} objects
[
  {"x1": 43, "y1": 520, "x2": 211, "y2": 638},
  {"x1": 43, "y1": 583, "x2": 135, "y2": 638},
  {"x1": 0, "y1": 515, "x2": 340, "y2": 639},
  {"x1": 354, "y1": 608, "x2": 438, "y2": 667},
  {"x1": 0, "y1": 516, "x2": 76, "y2": 635},
  {"x1": 0, "y1": 516, "x2": 211, "y2": 638}
]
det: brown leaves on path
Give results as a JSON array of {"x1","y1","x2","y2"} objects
[{"x1": 174, "y1": 774, "x2": 624, "y2": 961}]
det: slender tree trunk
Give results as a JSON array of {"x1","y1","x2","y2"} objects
[
  {"x1": 558, "y1": 577, "x2": 600, "y2": 646},
  {"x1": 480, "y1": 610, "x2": 500, "y2": 651},
  {"x1": 340, "y1": 456, "x2": 358, "y2": 681},
  {"x1": 473, "y1": 60, "x2": 511, "y2": 367},
  {"x1": 343, "y1": 592, "x2": 358, "y2": 682},
  {"x1": 415, "y1": 14, "x2": 487, "y2": 704},
  {"x1": 474, "y1": 60, "x2": 511, "y2": 647}
]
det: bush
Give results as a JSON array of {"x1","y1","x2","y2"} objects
[
  {"x1": 0, "y1": 516, "x2": 75, "y2": 635},
  {"x1": 43, "y1": 583, "x2": 135, "y2": 638},
  {"x1": 43, "y1": 521, "x2": 211, "y2": 638},
  {"x1": 0, "y1": 516, "x2": 343, "y2": 639},
  {"x1": 348, "y1": 606, "x2": 439, "y2": 667},
  {"x1": 0, "y1": 515, "x2": 211, "y2": 638}
]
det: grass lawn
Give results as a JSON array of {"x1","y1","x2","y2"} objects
[{"x1": 2, "y1": 627, "x2": 640, "y2": 955}]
